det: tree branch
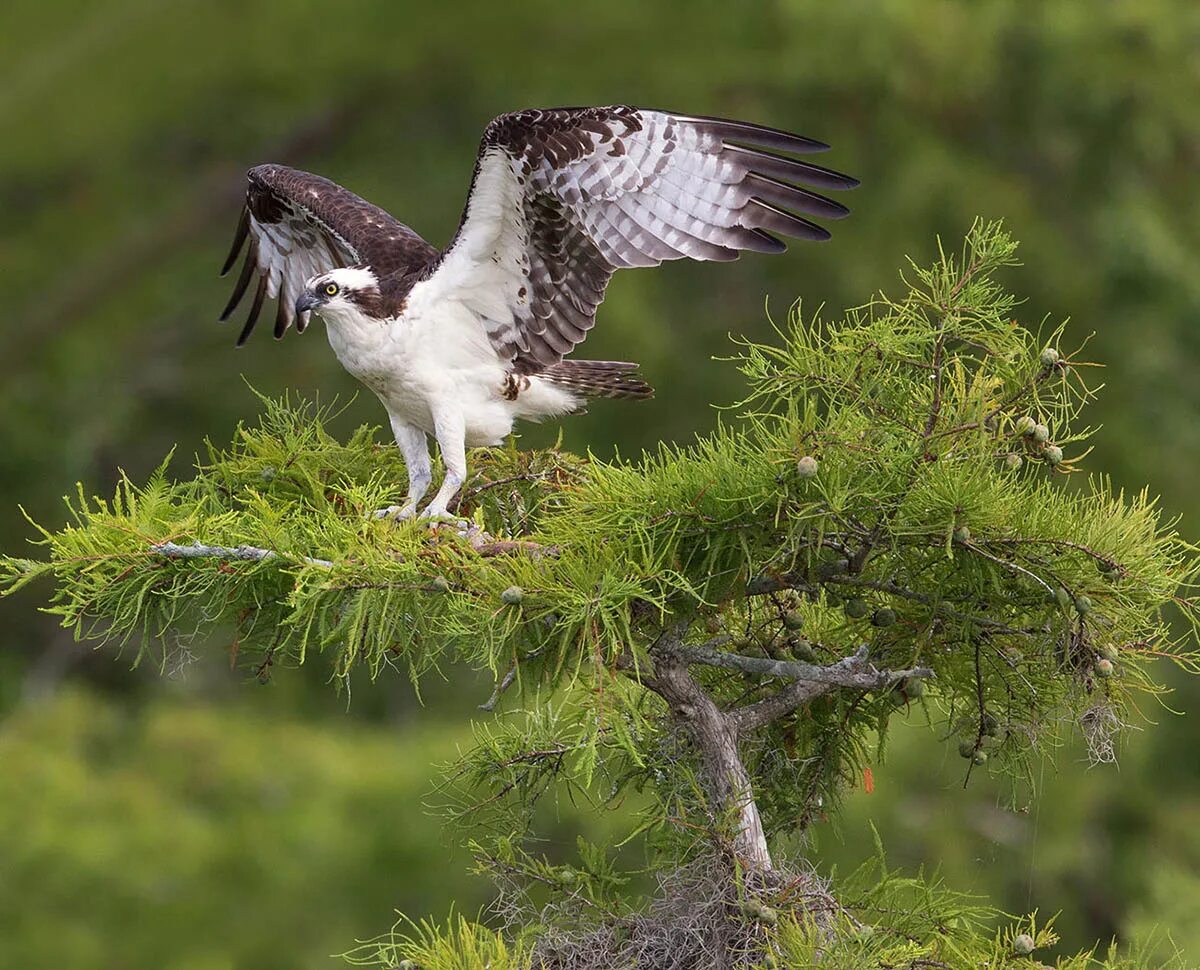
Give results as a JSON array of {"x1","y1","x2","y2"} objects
[
  {"x1": 676, "y1": 642, "x2": 934, "y2": 733},
  {"x1": 151, "y1": 541, "x2": 334, "y2": 568},
  {"x1": 679, "y1": 641, "x2": 930, "y2": 689},
  {"x1": 479, "y1": 661, "x2": 518, "y2": 712},
  {"x1": 480, "y1": 647, "x2": 547, "y2": 712},
  {"x1": 150, "y1": 524, "x2": 553, "y2": 570}
]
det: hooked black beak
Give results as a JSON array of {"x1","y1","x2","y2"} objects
[{"x1": 295, "y1": 291, "x2": 321, "y2": 315}]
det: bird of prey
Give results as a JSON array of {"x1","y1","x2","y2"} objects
[{"x1": 218, "y1": 106, "x2": 857, "y2": 520}]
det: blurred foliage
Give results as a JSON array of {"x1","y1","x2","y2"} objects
[
  {"x1": 0, "y1": 688, "x2": 485, "y2": 969},
  {"x1": 828, "y1": 720, "x2": 1200, "y2": 965},
  {"x1": 3, "y1": 0, "x2": 1200, "y2": 967}
]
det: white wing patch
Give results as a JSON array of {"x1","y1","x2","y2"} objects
[{"x1": 424, "y1": 150, "x2": 532, "y2": 344}]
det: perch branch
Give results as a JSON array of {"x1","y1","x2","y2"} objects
[
  {"x1": 150, "y1": 524, "x2": 553, "y2": 570},
  {"x1": 151, "y1": 541, "x2": 334, "y2": 568}
]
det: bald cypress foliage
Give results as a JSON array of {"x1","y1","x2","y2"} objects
[{"x1": 5, "y1": 224, "x2": 1195, "y2": 969}]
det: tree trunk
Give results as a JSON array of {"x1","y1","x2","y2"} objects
[{"x1": 651, "y1": 653, "x2": 773, "y2": 871}]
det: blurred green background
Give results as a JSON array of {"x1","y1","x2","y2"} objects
[{"x1": 3, "y1": 0, "x2": 1199, "y2": 966}]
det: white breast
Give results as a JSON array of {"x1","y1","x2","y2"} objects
[{"x1": 319, "y1": 284, "x2": 524, "y2": 445}]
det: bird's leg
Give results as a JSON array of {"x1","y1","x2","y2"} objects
[
  {"x1": 420, "y1": 406, "x2": 467, "y2": 522},
  {"x1": 372, "y1": 419, "x2": 431, "y2": 520}
]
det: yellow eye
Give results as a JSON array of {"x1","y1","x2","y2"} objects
[{"x1": 324, "y1": 283, "x2": 339, "y2": 296}]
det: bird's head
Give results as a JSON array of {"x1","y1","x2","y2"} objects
[{"x1": 296, "y1": 267, "x2": 381, "y2": 322}]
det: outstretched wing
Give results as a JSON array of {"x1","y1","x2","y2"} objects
[
  {"x1": 423, "y1": 106, "x2": 858, "y2": 373},
  {"x1": 219, "y1": 164, "x2": 436, "y2": 345}
]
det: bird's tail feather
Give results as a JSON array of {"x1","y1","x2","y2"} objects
[{"x1": 540, "y1": 360, "x2": 653, "y2": 401}]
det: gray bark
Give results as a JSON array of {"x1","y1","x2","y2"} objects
[
  {"x1": 645, "y1": 628, "x2": 935, "y2": 872},
  {"x1": 650, "y1": 647, "x2": 774, "y2": 870}
]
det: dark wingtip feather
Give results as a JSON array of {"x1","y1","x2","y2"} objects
[
  {"x1": 749, "y1": 228, "x2": 787, "y2": 253},
  {"x1": 744, "y1": 173, "x2": 851, "y2": 221},
  {"x1": 219, "y1": 245, "x2": 256, "y2": 321},
  {"x1": 745, "y1": 201, "x2": 832, "y2": 242},
  {"x1": 236, "y1": 275, "x2": 268, "y2": 346},
  {"x1": 220, "y1": 207, "x2": 250, "y2": 277},
  {"x1": 729, "y1": 226, "x2": 787, "y2": 254},
  {"x1": 273, "y1": 293, "x2": 290, "y2": 339},
  {"x1": 724, "y1": 144, "x2": 859, "y2": 192},
  {"x1": 673, "y1": 113, "x2": 832, "y2": 154}
]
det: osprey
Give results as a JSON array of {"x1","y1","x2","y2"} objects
[{"x1": 218, "y1": 106, "x2": 856, "y2": 519}]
